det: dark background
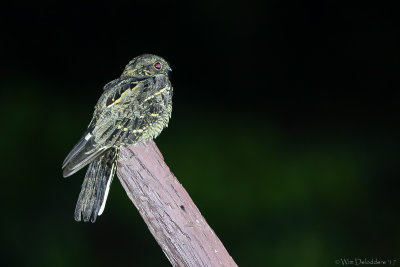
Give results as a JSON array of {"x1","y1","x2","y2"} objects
[{"x1": 1, "y1": 1, "x2": 399, "y2": 266}]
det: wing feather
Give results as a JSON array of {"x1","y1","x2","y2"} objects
[{"x1": 62, "y1": 129, "x2": 109, "y2": 178}]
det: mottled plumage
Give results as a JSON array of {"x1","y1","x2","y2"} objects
[{"x1": 62, "y1": 54, "x2": 173, "y2": 222}]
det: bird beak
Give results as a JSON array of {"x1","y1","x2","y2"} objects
[{"x1": 167, "y1": 66, "x2": 172, "y2": 72}]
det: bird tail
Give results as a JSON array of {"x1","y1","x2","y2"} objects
[{"x1": 74, "y1": 147, "x2": 119, "y2": 222}]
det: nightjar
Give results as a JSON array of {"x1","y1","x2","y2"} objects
[{"x1": 62, "y1": 54, "x2": 173, "y2": 222}]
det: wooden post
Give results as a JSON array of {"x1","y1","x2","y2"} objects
[{"x1": 117, "y1": 140, "x2": 237, "y2": 267}]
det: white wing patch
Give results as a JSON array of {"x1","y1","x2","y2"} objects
[{"x1": 84, "y1": 133, "x2": 92, "y2": 140}]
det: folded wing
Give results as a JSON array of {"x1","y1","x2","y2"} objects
[{"x1": 62, "y1": 129, "x2": 109, "y2": 178}]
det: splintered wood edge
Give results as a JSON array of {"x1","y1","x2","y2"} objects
[{"x1": 116, "y1": 140, "x2": 237, "y2": 267}]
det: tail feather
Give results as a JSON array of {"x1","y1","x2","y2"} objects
[{"x1": 74, "y1": 147, "x2": 118, "y2": 223}]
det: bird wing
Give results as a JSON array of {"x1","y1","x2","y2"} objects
[
  {"x1": 62, "y1": 75, "x2": 170, "y2": 178},
  {"x1": 62, "y1": 77, "x2": 145, "y2": 177},
  {"x1": 62, "y1": 129, "x2": 109, "y2": 177}
]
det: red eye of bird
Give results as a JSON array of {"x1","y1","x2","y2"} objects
[{"x1": 154, "y1": 62, "x2": 162, "y2": 69}]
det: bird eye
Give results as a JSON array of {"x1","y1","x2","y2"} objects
[{"x1": 154, "y1": 62, "x2": 162, "y2": 70}]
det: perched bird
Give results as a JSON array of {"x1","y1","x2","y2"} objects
[{"x1": 62, "y1": 54, "x2": 173, "y2": 222}]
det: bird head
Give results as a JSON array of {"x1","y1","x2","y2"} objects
[{"x1": 121, "y1": 54, "x2": 172, "y2": 77}]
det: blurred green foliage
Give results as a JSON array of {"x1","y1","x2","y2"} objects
[{"x1": 0, "y1": 80, "x2": 398, "y2": 267}]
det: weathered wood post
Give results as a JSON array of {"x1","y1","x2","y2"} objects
[{"x1": 117, "y1": 140, "x2": 237, "y2": 267}]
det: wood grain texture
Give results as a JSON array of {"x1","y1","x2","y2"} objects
[{"x1": 117, "y1": 140, "x2": 237, "y2": 267}]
